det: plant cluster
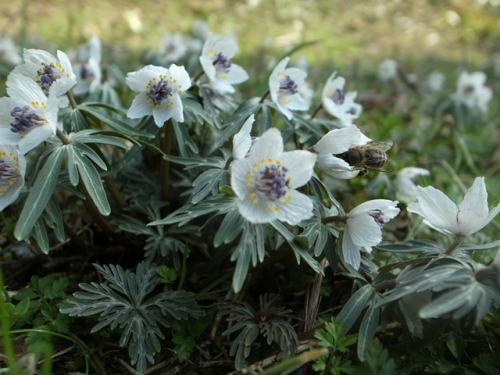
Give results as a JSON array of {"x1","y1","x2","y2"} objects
[{"x1": 1, "y1": 20, "x2": 500, "y2": 375}]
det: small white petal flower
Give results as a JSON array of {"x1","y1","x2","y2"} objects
[
  {"x1": 200, "y1": 34, "x2": 249, "y2": 93},
  {"x1": 160, "y1": 32, "x2": 188, "y2": 62},
  {"x1": 396, "y1": 167, "x2": 430, "y2": 200},
  {"x1": 378, "y1": 59, "x2": 398, "y2": 81},
  {"x1": 453, "y1": 71, "x2": 492, "y2": 113},
  {"x1": 0, "y1": 36, "x2": 22, "y2": 66},
  {"x1": 73, "y1": 37, "x2": 102, "y2": 96},
  {"x1": 321, "y1": 72, "x2": 362, "y2": 127},
  {"x1": 407, "y1": 177, "x2": 500, "y2": 237},
  {"x1": 231, "y1": 128, "x2": 317, "y2": 225},
  {"x1": 12, "y1": 49, "x2": 76, "y2": 97},
  {"x1": 232, "y1": 115, "x2": 256, "y2": 160},
  {"x1": 269, "y1": 57, "x2": 309, "y2": 120},
  {"x1": 426, "y1": 71, "x2": 445, "y2": 92},
  {"x1": 192, "y1": 20, "x2": 211, "y2": 40},
  {"x1": 0, "y1": 145, "x2": 26, "y2": 211},
  {"x1": 313, "y1": 125, "x2": 371, "y2": 179},
  {"x1": 343, "y1": 200, "x2": 400, "y2": 269},
  {"x1": 126, "y1": 64, "x2": 191, "y2": 126},
  {"x1": 0, "y1": 73, "x2": 58, "y2": 154},
  {"x1": 298, "y1": 81, "x2": 314, "y2": 107}
]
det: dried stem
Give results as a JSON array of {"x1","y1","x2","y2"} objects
[
  {"x1": 259, "y1": 89, "x2": 270, "y2": 103},
  {"x1": 310, "y1": 103, "x2": 323, "y2": 119},
  {"x1": 321, "y1": 215, "x2": 349, "y2": 224},
  {"x1": 444, "y1": 235, "x2": 465, "y2": 256},
  {"x1": 160, "y1": 121, "x2": 174, "y2": 202}
]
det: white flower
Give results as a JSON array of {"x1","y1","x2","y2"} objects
[
  {"x1": 453, "y1": 71, "x2": 492, "y2": 113},
  {"x1": 0, "y1": 36, "x2": 22, "y2": 66},
  {"x1": 378, "y1": 59, "x2": 398, "y2": 81},
  {"x1": 199, "y1": 34, "x2": 248, "y2": 93},
  {"x1": 232, "y1": 115, "x2": 256, "y2": 160},
  {"x1": 396, "y1": 167, "x2": 430, "y2": 200},
  {"x1": 160, "y1": 32, "x2": 188, "y2": 62},
  {"x1": 12, "y1": 49, "x2": 76, "y2": 97},
  {"x1": 406, "y1": 73, "x2": 418, "y2": 84},
  {"x1": 73, "y1": 36, "x2": 102, "y2": 96},
  {"x1": 321, "y1": 72, "x2": 362, "y2": 127},
  {"x1": 126, "y1": 64, "x2": 191, "y2": 126},
  {"x1": 269, "y1": 57, "x2": 309, "y2": 120},
  {"x1": 0, "y1": 145, "x2": 26, "y2": 211},
  {"x1": 0, "y1": 73, "x2": 58, "y2": 154},
  {"x1": 298, "y1": 81, "x2": 314, "y2": 107},
  {"x1": 343, "y1": 200, "x2": 400, "y2": 269},
  {"x1": 313, "y1": 125, "x2": 371, "y2": 179},
  {"x1": 231, "y1": 128, "x2": 317, "y2": 225},
  {"x1": 426, "y1": 71, "x2": 444, "y2": 92},
  {"x1": 407, "y1": 177, "x2": 500, "y2": 237}
]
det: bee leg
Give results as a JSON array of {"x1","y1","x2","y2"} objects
[{"x1": 357, "y1": 168, "x2": 368, "y2": 177}]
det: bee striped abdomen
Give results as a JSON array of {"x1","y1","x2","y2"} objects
[{"x1": 365, "y1": 149, "x2": 388, "y2": 169}]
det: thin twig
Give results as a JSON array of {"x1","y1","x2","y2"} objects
[
  {"x1": 116, "y1": 358, "x2": 139, "y2": 375},
  {"x1": 310, "y1": 103, "x2": 323, "y2": 119},
  {"x1": 192, "y1": 70, "x2": 205, "y2": 83},
  {"x1": 439, "y1": 160, "x2": 468, "y2": 194},
  {"x1": 67, "y1": 333, "x2": 108, "y2": 375},
  {"x1": 259, "y1": 89, "x2": 270, "y2": 103}
]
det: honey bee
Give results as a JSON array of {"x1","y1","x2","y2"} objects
[{"x1": 334, "y1": 139, "x2": 394, "y2": 177}]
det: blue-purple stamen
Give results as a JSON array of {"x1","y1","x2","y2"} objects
[
  {"x1": 279, "y1": 76, "x2": 298, "y2": 95},
  {"x1": 346, "y1": 107, "x2": 357, "y2": 115},
  {"x1": 80, "y1": 64, "x2": 93, "y2": 80},
  {"x1": 368, "y1": 209, "x2": 385, "y2": 229},
  {"x1": 10, "y1": 106, "x2": 46, "y2": 135},
  {"x1": 330, "y1": 88, "x2": 345, "y2": 105},
  {"x1": 213, "y1": 52, "x2": 232, "y2": 74},
  {"x1": 36, "y1": 62, "x2": 60, "y2": 95},
  {"x1": 0, "y1": 160, "x2": 17, "y2": 185},
  {"x1": 147, "y1": 78, "x2": 173, "y2": 106},
  {"x1": 257, "y1": 165, "x2": 290, "y2": 201},
  {"x1": 464, "y1": 84, "x2": 475, "y2": 95}
]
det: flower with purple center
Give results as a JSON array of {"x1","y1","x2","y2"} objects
[
  {"x1": 268, "y1": 57, "x2": 309, "y2": 120},
  {"x1": 160, "y1": 32, "x2": 188, "y2": 62},
  {"x1": 0, "y1": 145, "x2": 26, "y2": 211},
  {"x1": 12, "y1": 49, "x2": 76, "y2": 97},
  {"x1": 343, "y1": 200, "x2": 400, "y2": 270},
  {"x1": 0, "y1": 73, "x2": 59, "y2": 154},
  {"x1": 126, "y1": 64, "x2": 191, "y2": 126},
  {"x1": 313, "y1": 125, "x2": 372, "y2": 180},
  {"x1": 453, "y1": 71, "x2": 492, "y2": 114},
  {"x1": 321, "y1": 72, "x2": 362, "y2": 127},
  {"x1": 231, "y1": 128, "x2": 317, "y2": 225},
  {"x1": 200, "y1": 34, "x2": 248, "y2": 93},
  {"x1": 73, "y1": 36, "x2": 102, "y2": 96}
]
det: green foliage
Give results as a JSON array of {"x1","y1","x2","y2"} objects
[
  {"x1": 61, "y1": 262, "x2": 204, "y2": 374},
  {"x1": 156, "y1": 266, "x2": 177, "y2": 284},
  {"x1": 219, "y1": 293, "x2": 299, "y2": 370}
]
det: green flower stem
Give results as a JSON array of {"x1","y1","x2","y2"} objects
[
  {"x1": 160, "y1": 121, "x2": 174, "y2": 203},
  {"x1": 55, "y1": 129, "x2": 138, "y2": 251},
  {"x1": 0, "y1": 265, "x2": 17, "y2": 375},
  {"x1": 310, "y1": 102, "x2": 323, "y2": 119},
  {"x1": 259, "y1": 89, "x2": 270, "y2": 103},
  {"x1": 444, "y1": 235, "x2": 466, "y2": 256},
  {"x1": 192, "y1": 70, "x2": 205, "y2": 83},
  {"x1": 66, "y1": 89, "x2": 78, "y2": 110},
  {"x1": 321, "y1": 215, "x2": 349, "y2": 224},
  {"x1": 224, "y1": 155, "x2": 234, "y2": 170}
]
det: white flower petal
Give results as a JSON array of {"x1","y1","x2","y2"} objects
[
  {"x1": 275, "y1": 190, "x2": 313, "y2": 225},
  {"x1": 314, "y1": 125, "x2": 371, "y2": 155},
  {"x1": 284, "y1": 67, "x2": 307, "y2": 87},
  {"x1": 248, "y1": 128, "x2": 283, "y2": 161},
  {"x1": 200, "y1": 56, "x2": 216, "y2": 80},
  {"x1": 169, "y1": 64, "x2": 191, "y2": 91},
  {"x1": 7, "y1": 73, "x2": 47, "y2": 106},
  {"x1": 169, "y1": 93, "x2": 184, "y2": 122},
  {"x1": 457, "y1": 177, "x2": 489, "y2": 235},
  {"x1": 286, "y1": 94, "x2": 309, "y2": 111},
  {"x1": 230, "y1": 156, "x2": 254, "y2": 200},
  {"x1": 127, "y1": 93, "x2": 153, "y2": 121},
  {"x1": 225, "y1": 63, "x2": 249, "y2": 84},
  {"x1": 18, "y1": 123, "x2": 55, "y2": 154},
  {"x1": 232, "y1": 114, "x2": 254, "y2": 160},
  {"x1": 238, "y1": 194, "x2": 277, "y2": 223},
  {"x1": 279, "y1": 150, "x2": 316, "y2": 188}
]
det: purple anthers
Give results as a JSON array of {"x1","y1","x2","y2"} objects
[
  {"x1": 330, "y1": 88, "x2": 345, "y2": 105},
  {"x1": 0, "y1": 161, "x2": 17, "y2": 185},
  {"x1": 80, "y1": 64, "x2": 94, "y2": 80},
  {"x1": 464, "y1": 85, "x2": 475, "y2": 95},
  {"x1": 213, "y1": 52, "x2": 232, "y2": 74},
  {"x1": 368, "y1": 209, "x2": 385, "y2": 229},
  {"x1": 36, "y1": 62, "x2": 61, "y2": 95},
  {"x1": 147, "y1": 78, "x2": 173, "y2": 106},
  {"x1": 346, "y1": 107, "x2": 357, "y2": 115},
  {"x1": 257, "y1": 165, "x2": 290, "y2": 201},
  {"x1": 279, "y1": 75, "x2": 298, "y2": 95},
  {"x1": 10, "y1": 106, "x2": 46, "y2": 135}
]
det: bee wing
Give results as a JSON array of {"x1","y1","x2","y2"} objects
[
  {"x1": 367, "y1": 139, "x2": 393, "y2": 152},
  {"x1": 377, "y1": 159, "x2": 396, "y2": 173}
]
